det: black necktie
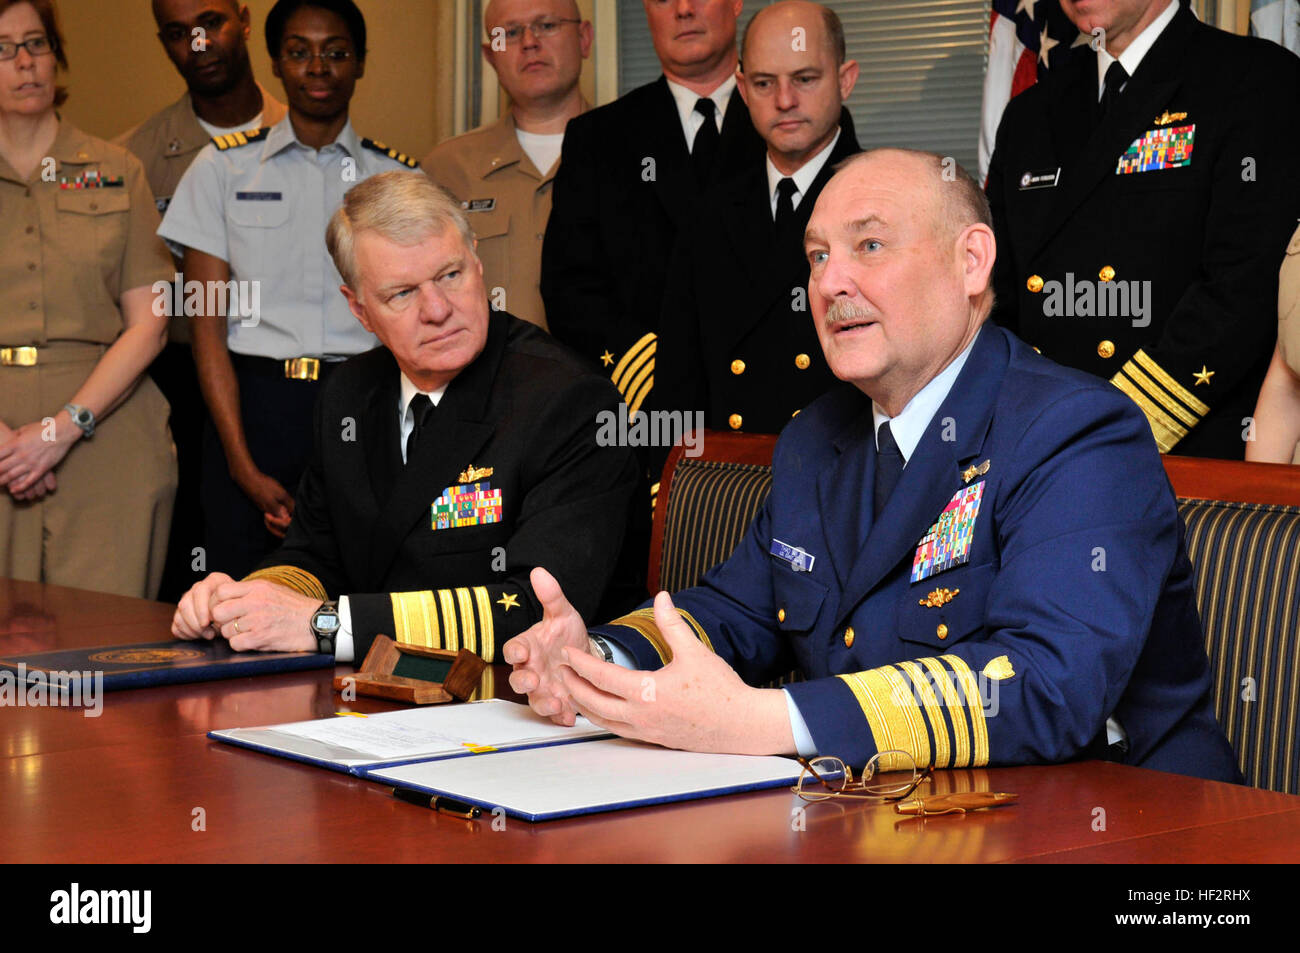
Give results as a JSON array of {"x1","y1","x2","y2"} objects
[
  {"x1": 691, "y1": 97, "x2": 720, "y2": 181},
  {"x1": 405, "y1": 393, "x2": 434, "y2": 464},
  {"x1": 774, "y1": 177, "x2": 798, "y2": 233},
  {"x1": 874, "y1": 421, "x2": 904, "y2": 520},
  {"x1": 1098, "y1": 61, "x2": 1129, "y2": 121}
]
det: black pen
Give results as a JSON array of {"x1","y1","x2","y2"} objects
[{"x1": 391, "y1": 786, "x2": 482, "y2": 819}]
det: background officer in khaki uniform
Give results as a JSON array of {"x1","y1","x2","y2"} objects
[
  {"x1": 0, "y1": 0, "x2": 176, "y2": 598},
  {"x1": 1247, "y1": 224, "x2": 1300, "y2": 464},
  {"x1": 116, "y1": 0, "x2": 286, "y2": 602},
  {"x1": 422, "y1": 0, "x2": 592, "y2": 330}
]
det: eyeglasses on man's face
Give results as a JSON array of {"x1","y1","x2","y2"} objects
[
  {"x1": 494, "y1": 17, "x2": 581, "y2": 45},
  {"x1": 0, "y1": 35, "x2": 55, "y2": 62}
]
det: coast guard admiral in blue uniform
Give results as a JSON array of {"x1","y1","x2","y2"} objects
[{"x1": 505, "y1": 148, "x2": 1240, "y2": 784}]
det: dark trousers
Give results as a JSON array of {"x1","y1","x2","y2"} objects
[
  {"x1": 149, "y1": 342, "x2": 206, "y2": 603},
  {"x1": 200, "y1": 356, "x2": 338, "y2": 580}
]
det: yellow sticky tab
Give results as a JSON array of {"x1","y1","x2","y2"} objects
[
  {"x1": 462, "y1": 743, "x2": 497, "y2": 753},
  {"x1": 334, "y1": 711, "x2": 368, "y2": 717}
]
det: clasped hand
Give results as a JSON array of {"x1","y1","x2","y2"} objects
[
  {"x1": 173, "y1": 572, "x2": 321, "y2": 653},
  {"x1": 504, "y1": 568, "x2": 793, "y2": 756},
  {"x1": 0, "y1": 420, "x2": 67, "y2": 501}
]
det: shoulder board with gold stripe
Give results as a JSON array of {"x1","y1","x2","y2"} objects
[
  {"x1": 211, "y1": 126, "x2": 271, "y2": 151},
  {"x1": 361, "y1": 136, "x2": 419, "y2": 168}
]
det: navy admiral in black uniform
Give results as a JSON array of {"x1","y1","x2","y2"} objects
[
  {"x1": 657, "y1": 1, "x2": 860, "y2": 442},
  {"x1": 987, "y1": 0, "x2": 1300, "y2": 459},
  {"x1": 541, "y1": 0, "x2": 763, "y2": 417},
  {"x1": 172, "y1": 171, "x2": 644, "y2": 663}
]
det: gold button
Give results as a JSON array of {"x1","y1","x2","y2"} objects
[
  {"x1": 730, "y1": 359, "x2": 746, "y2": 375},
  {"x1": 936, "y1": 623, "x2": 949, "y2": 640},
  {"x1": 794, "y1": 353, "x2": 811, "y2": 370},
  {"x1": 1099, "y1": 265, "x2": 1115, "y2": 282},
  {"x1": 1097, "y1": 340, "x2": 1116, "y2": 359},
  {"x1": 24, "y1": 225, "x2": 33, "y2": 235},
  {"x1": 1027, "y1": 275, "x2": 1044, "y2": 293},
  {"x1": 843, "y1": 626, "x2": 855, "y2": 648},
  {"x1": 728, "y1": 413, "x2": 742, "y2": 430},
  {"x1": 777, "y1": 608, "x2": 786, "y2": 623}
]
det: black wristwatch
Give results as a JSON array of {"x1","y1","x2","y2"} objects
[{"x1": 310, "y1": 600, "x2": 340, "y2": 655}]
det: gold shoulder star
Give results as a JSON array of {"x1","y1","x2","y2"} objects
[
  {"x1": 600, "y1": 350, "x2": 615, "y2": 367},
  {"x1": 1193, "y1": 366, "x2": 1215, "y2": 386},
  {"x1": 496, "y1": 592, "x2": 520, "y2": 612}
]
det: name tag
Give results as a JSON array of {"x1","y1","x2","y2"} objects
[
  {"x1": 462, "y1": 198, "x2": 496, "y2": 212},
  {"x1": 770, "y1": 539, "x2": 815, "y2": 572},
  {"x1": 235, "y1": 191, "x2": 282, "y2": 201},
  {"x1": 1018, "y1": 168, "x2": 1061, "y2": 190}
]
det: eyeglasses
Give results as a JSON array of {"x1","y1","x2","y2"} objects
[
  {"x1": 280, "y1": 47, "x2": 354, "y2": 65},
  {"x1": 792, "y1": 750, "x2": 931, "y2": 803},
  {"x1": 0, "y1": 36, "x2": 55, "y2": 62},
  {"x1": 496, "y1": 17, "x2": 581, "y2": 45}
]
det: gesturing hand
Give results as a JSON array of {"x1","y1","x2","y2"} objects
[
  {"x1": 556, "y1": 590, "x2": 795, "y2": 756},
  {"x1": 503, "y1": 567, "x2": 596, "y2": 726}
]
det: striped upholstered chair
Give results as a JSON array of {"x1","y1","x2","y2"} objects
[
  {"x1": 1163, "y1": 457, "x2": 1300, "y2": 795},
  {"x1": 652, "y1": 435, "x2": 1300, "y2": 794}
]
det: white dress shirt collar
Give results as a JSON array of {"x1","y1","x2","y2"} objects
[
  {"x1": 765, "y1": 128, "x2": 842, "y2": 217},
  {"x1": 1096, "y1": 0, "x2": 1179, "y2": 99},
  {"x1": 871, "y1": 327, "x2": 982, "y2": 463},
  {"x1": 665, "y1": 74, "x2": 736, "y2": 147}
]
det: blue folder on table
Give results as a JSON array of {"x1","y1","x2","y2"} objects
[{"x1": 0, "y1": 638, "x2": 332, "y2": 691}]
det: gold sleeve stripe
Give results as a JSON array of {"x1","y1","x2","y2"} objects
[
  {"x1": 455, "y1": 587, "x2": 477, "y2": 656},
  {"x1": 836, "y1": 667, "x2": 928, "y2": 770},
  {"x1": 243, "y1": 566, "x2": 327, "y2": 602},
  {"x1": 624, "y1": 364, "x2": 655, "y2": 417},
  {"x1": 1134, "y1": 349, "x2": 1210, "y2": 416},
  {"x1": 472, "y1": 586, "x2": 495, "y2": 661},
  {"x1": 438, "y1": 589, "x2": 459, "y2": 652},
  {"x1": 942, "y1": 654, "x2": 989, "y2": 767},
  {"x1": 898, "y1": 660, "x2": 950, "y2": 769},
  {"x1": 607, "y1": 608, "x2": 672, "y2": 663},
  {"x1": 1112, "y1": 372, "x2": 1185, "y2": 452},
  {"x1": 390, "y1": 590, "x2": 440, "y2": 649},
  {"x1": 611, "y1": 333, "x2": 656, "y2": 394},
  {"x1": 674, "y1": 609, "x2": 714, "y2": 653},
  {"x1": 919, "y1": 656, "x2": 970, "y2": 768},
  {"x1": 1123, "y1": 362, "x2": 1200, "y2": 428}
]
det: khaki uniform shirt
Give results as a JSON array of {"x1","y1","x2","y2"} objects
[
  {"x1": 0, "y1": 121, "x2": 173, "y2": 346},
  {"x1": 423, "y1": 105, "x2": 588, "y2": 330},
  {"x1": 1278, "y1": 225, "x2": 1300, "y2": 463}
]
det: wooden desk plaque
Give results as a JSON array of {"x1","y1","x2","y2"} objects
[{"x1": 333, "y1": 635, "x2": 487, "y2": 705}]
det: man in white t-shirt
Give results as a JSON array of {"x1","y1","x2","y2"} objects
[{"x1": 422, "y1": 0, "x2": 592, "y2": 329}]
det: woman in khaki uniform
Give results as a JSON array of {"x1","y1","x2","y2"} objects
[
  {"x1": 1247, "y1": 224, "x2": 1300, "y2": 465},
  {"x1": 0, "y1": 0, "x2": 175, "y2": 597}
]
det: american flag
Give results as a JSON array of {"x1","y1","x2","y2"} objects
[{"x1": 978, "y1": 0, "x2": 1086, "y2": 181}]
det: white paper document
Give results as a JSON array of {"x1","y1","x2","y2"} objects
[
  {"x1": 368, "y1": 737, "x2": 803, "y2": 821},
  {"x1": 210, "y1": 699, "x2": 608, "y2": 768}
]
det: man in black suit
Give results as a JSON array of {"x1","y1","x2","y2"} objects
[
  {"x1": 987, "y1": 0, "x2": 1300, "y2": 459},
  {"x1": 541, "y1": 0, "x2": 764, "y2": 416},
  {"x1": 657, "y1": 1, "x2": 861, "y2": 442},
  {"x1": 171, "y1": 171, "x2": 643, "y2": 663}
]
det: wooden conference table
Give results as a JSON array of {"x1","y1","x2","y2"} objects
[{"x1": 3, "y1": 578, "x2": 1299, "y2": 863}]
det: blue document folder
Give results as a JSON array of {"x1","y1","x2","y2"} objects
[{"x1": 0, "y1": 638, "x2": 332, "y2": 691}]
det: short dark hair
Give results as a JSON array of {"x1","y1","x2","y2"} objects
[
  {"x1": 1, "y1": 0, "x2": 68, "y2": 105},
  {"x1": 742, "y1": 3, "x2": 846, "y2": 68},
  {"x1": 265, "y1": 0, "x2": 366, "y2": 61}
]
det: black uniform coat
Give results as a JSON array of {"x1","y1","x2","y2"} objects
[
  {"x1": 541, "y1": 76, "x2": 764, "y2": 414},
  {"x1": 987, "y1": 5, "x2": 1300, "y2": 458},
  {"x1": 248, "y1": 312, "x2": 645, "y2": 662},
  {"x1": 657, "y1": 113, "x2": 860, "y2": 442}
]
